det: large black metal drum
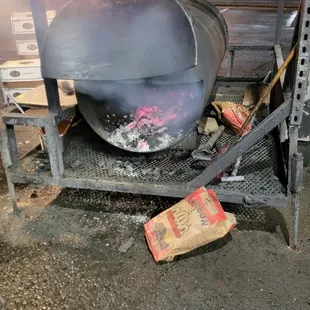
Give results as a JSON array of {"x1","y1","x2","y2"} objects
[{"x1": 41, "y1": 0, "x2": 227, "y2": 152}]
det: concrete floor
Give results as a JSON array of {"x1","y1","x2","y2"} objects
[
  {"x1": 218, "y1": 6, "x2": 296, "y2": 77},
  {"x1": 0, "y1": 166, "x2": 310, "y2": 310},
  {"x1": 1, "y1": 5, "x2": 310, "y2": 310}
]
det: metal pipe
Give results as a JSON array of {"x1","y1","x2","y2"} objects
[
  {"x1": 30, "y1": 0, "x2": 62, "y2": 115},
  {"x1": 275, "y1": 0, "x2": 285, "y2": 44},
  {"x1": 290, "y1": 152, "x2": 304, "y2": 250}
]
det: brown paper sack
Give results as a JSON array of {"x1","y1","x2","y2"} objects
[
  {"x1": 144, "y1": 187, "x2": 237, "y2": 262},
  {"x1": 212, "y1": 101, "x2": 250, "y2": 135},
  {"x1": 242, "y1": 84, "x2": 271, "y2": 108}
]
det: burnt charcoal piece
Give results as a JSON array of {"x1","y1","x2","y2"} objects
[
  {"x1": 30, "y1": 190, "x2": 38, "y2": 199},
  {"x1": 70, "y1": 160, "x2": 82, "y2": 169},
  {"x1": 170, "y1": 150, "x2": 191, "y2": 162},
  {"x1": 190, "y1": 161, "x2": 207, "y2": 170}
]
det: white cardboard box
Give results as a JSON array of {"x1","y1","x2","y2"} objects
[
  {"x1": 0, "y1": 59, "x2": 42, "y2": 82},
  {"x1": 16, "y1": 39, "x2": 39, "y2": 55},
  {"x1": 11, "y1": 10, "x2": 56, "y2": 34}
]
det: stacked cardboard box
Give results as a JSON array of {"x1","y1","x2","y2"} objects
[
  {"x1": 0, "y1": 59, "x2": 43, "y2": 103},
  {"x1": 0, "y1": 10, "x2": 56, "y2": 104},
  {"x1": 11, "y1": 10, "x2": 55, "y2": 56}
]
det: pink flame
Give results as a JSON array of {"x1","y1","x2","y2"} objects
[{"x1": 131, "y1": 105, "x2": 179, "y2": 129}]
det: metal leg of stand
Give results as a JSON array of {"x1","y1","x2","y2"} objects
[
  {"x1": 227, "y1": 50, "x2": 235, "y2": 77},
  {"x1": 7, "y1": 178, "x2": 19, "y2": 215},
  {"x1": 5, "y1": 124, "x2": 18, "y2": 164},
  {"x1": 1, "y1": 124, "x2": 20, "y2": 214},
  {"x1": 45, "y1": 119, "x2": 64, "y2": 178},
  {"x1": 286, "y1": 0, "x2": 310, "y2": 249},
  {"x1": 289, "y1": 151, "x2": 304, "y2": 250},
  {"x1": 290, "y1": 193, "x2": 300, "y2": 250},
  {"x1": 275, "y1": 0, "x2": 285, "y2": 45}
]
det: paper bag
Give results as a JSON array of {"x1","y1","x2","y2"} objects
[
  {"x1": 212, "y1": 101, "x2": 250, "y2": 135},
  {"x1": 242, "y1": 84, "x2": 270, "y2": 108},
  {"x1": 144, "y1": 187, "x2": 237, "y2": 261}
]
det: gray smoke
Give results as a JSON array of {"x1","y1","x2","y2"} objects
[{"x1": 70, "y1": 0, "x2": 204, "y2": 152}]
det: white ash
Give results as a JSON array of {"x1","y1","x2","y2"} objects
[
  {"x1": 107, "y1": 123, "x2": 181, "y2": 152},
  {"x1": 109, "y1": 166, "x2": 140, "y2": 178},
  {"x1": 112, "y1": 213, "x2": 149, "y2": 224},
  {"x1": 99, "y1": 158, "x2": 176, "y2": 180}
]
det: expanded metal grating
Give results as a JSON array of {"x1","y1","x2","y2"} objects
[
  {"x1": 62, "y1": 128, "x2": 200, "y2": 184},
  {"x1": 14, "y1": 81, "x2": 286, "y2": 197}
]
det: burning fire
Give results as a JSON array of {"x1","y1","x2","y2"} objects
[
  {"x1": 105, "y1": 84, "x2": 203, "y2": 152},
  {"x1": 127, "y1": 105, "x2": 179, "y2": 130}
]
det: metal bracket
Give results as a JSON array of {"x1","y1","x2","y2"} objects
[{"x1": 290, "y1": 0, "x2": 310, "y2": 126}]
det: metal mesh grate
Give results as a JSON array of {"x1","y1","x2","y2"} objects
[
  {"x1": 211, "y1": 134, "x2": 285, "y2": 195},
  {"x1": 61, "y1": 123, "x2": 284, "y2": 195},
  {"x1": 63, "y1": 134, "x2": 200, "y2": 184},
  {"x1": 15, "y1": 81, "x2": 286, "y2": 196}
]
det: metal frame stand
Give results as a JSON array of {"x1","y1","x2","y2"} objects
[
  {"x1": 1, "y1": 0, "x2": 309, "y2": 249},
  {"x1": 286, "y1": 0, "x2": 310, "y2": 249}
]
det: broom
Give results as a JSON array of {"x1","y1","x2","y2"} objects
[{"x1": 212, "y1": 44, "x2": 296, "y2": 183}]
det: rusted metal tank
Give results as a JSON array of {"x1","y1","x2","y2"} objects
[{"x1": 41, "y1": 0, "x2": 227, "y2": 152}]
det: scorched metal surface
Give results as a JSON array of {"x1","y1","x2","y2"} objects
[
  {"x1": 41, "y1": 0, "x2": 198, "y2": 80},
  {"x1": 41, "y1": 0, "x2": 227, "y2": 152},
  {"x1": 76, "y1": 80, "x2": 204, "y2": 152}
]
